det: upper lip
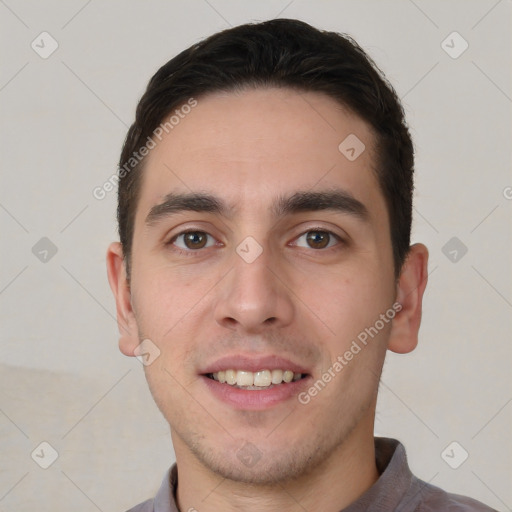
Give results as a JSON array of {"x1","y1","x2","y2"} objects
[{"x1": 200, "y1": 354, "x2": 310, "y2": 375}]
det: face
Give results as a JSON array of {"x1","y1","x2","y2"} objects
[{"x1": 111, "y1": 87, "x2": 416, "y2": 485}]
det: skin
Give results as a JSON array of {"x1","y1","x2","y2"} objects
[{"x1": 107, "y1": 87, "x2": 428, "y2": 512}]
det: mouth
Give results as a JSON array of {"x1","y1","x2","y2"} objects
[
  {"x1": 199, "y1": 356, "x2": 311, "y2": 409},
  {"x1": 204, "y1": 369, "x2": 307, "y2": 390}
]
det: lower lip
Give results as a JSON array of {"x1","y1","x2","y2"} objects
[{"x1": 200, "y1": 375, "x2": 310, "y2": 410}]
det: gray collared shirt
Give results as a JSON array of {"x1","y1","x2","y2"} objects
[{"x1": 125, "y1": 437, "x2": 496, "y2": 512}]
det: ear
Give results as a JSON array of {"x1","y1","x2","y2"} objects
[
  {"x1": 106, "y1": 242, "x2": 139, "y2": 356},
  {"x1": 388, "y1": 243, "x2": 429, "y2": 354}
]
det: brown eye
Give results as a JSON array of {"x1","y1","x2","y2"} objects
[
  {"x1": 183, "y1": 232, "x2": 207, "y2": 249},
  {"x1": 172, "y1": 231, "x2": 214, "y2": 251},
  {"x1": 294, "y1": 230, "x2": 341, "y2": 250},
  {"x1": 306, "y1": 231, "x2": 331, "y2": 249}
]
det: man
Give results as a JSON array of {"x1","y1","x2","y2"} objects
[{"x1": 106, "y1": 19, "x2": 495, "y2": 512}]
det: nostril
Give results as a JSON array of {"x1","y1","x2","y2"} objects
[{"x1": 222, "y1": 318, "x2": 238, "y2": 329}]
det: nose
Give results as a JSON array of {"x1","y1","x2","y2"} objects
[{"x1": 214, "y1": 246, "x2": 295, "y2": 333}]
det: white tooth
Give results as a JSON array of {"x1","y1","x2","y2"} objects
[
  {"x1": 271, "y1": 369, "x2": 283, "y2": 384},
  {"x1": 225, "y1": 369, "x2": 237, "y2": 385},
  {"x1": 217, "y1": 370, "x2": 226, "y2": 383},
  {"x1": 293, "y1": 372, "x2": 301, "y2": 381},
  {"x1": 236, "y1": 370, "x2": 254, "y2": 386},
  {"x1": 254, "y1": 370, "x2": 272, "y2": 387},
  {"x1": 283, "y1": 370, "x2": 294, "y2": 383},
  {"x1": 212, "y1": 373, "x2": 218, "y2": 381}
]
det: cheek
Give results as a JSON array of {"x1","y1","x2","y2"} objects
[
  {"x1": 296, "y1": 266, "x2": 394, "y2": 340},
  {"x1": 131, "y1": 264, "x2": 220, "y2": 379},
  {"x1": 133, "y1": 264, "x2": 211, "y2": 331}
]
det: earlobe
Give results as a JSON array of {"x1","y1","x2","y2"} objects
[
  {"x1": 106, "y1": 242, "x2": 139, "y2": 356},
  {"x1": 388, "y1": 243, "x2": 429, "y2": 354}
]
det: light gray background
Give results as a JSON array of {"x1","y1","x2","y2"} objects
[{"x1": 1, "y1": 0, "x2": 511, "y2": 510}]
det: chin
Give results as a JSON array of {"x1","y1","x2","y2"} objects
[
  {"x1": 184, "y1": 428, "x2": 339, "y2": 486},
  {"x1": 197, "y1": 448, "x2": 312, "y2": 485}
]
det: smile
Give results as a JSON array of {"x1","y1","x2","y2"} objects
[{"x1": 206, "y1": 369, "x2": 305, "y2": 389}]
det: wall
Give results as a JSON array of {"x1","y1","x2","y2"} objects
[{"x1": 1, "y1": 1, "x2": 510, "y2": 510}]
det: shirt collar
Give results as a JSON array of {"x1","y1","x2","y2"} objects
[
  {"x1": 153, "y1": 463, "x2": 178, "y2": 512},
  {"x1": 343, "y1": 438, "x2": 413, "y2": 512}
]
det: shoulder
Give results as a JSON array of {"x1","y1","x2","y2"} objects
[
  {"x1": 412, "y1": 480, "x2": 497, "y2": 512},
  {"x1": 124, "y1": 498, "x2": 154, "y2": 512}
]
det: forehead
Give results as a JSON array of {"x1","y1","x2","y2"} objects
[{"x1": 135, "y1": 87, "x2": 386, "y2": 226}]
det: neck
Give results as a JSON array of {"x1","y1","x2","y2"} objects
[{"x1": 173, "y1": 425, "x2": 379, "y2": 512}]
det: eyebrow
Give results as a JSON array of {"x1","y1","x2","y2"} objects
[{"x1": 144, "y1": 189, "x2": 369, "y2": 227}]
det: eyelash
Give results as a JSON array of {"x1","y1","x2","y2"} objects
[{"x1": 166, "y1": 227, "x2": 344, "y2": 257}]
